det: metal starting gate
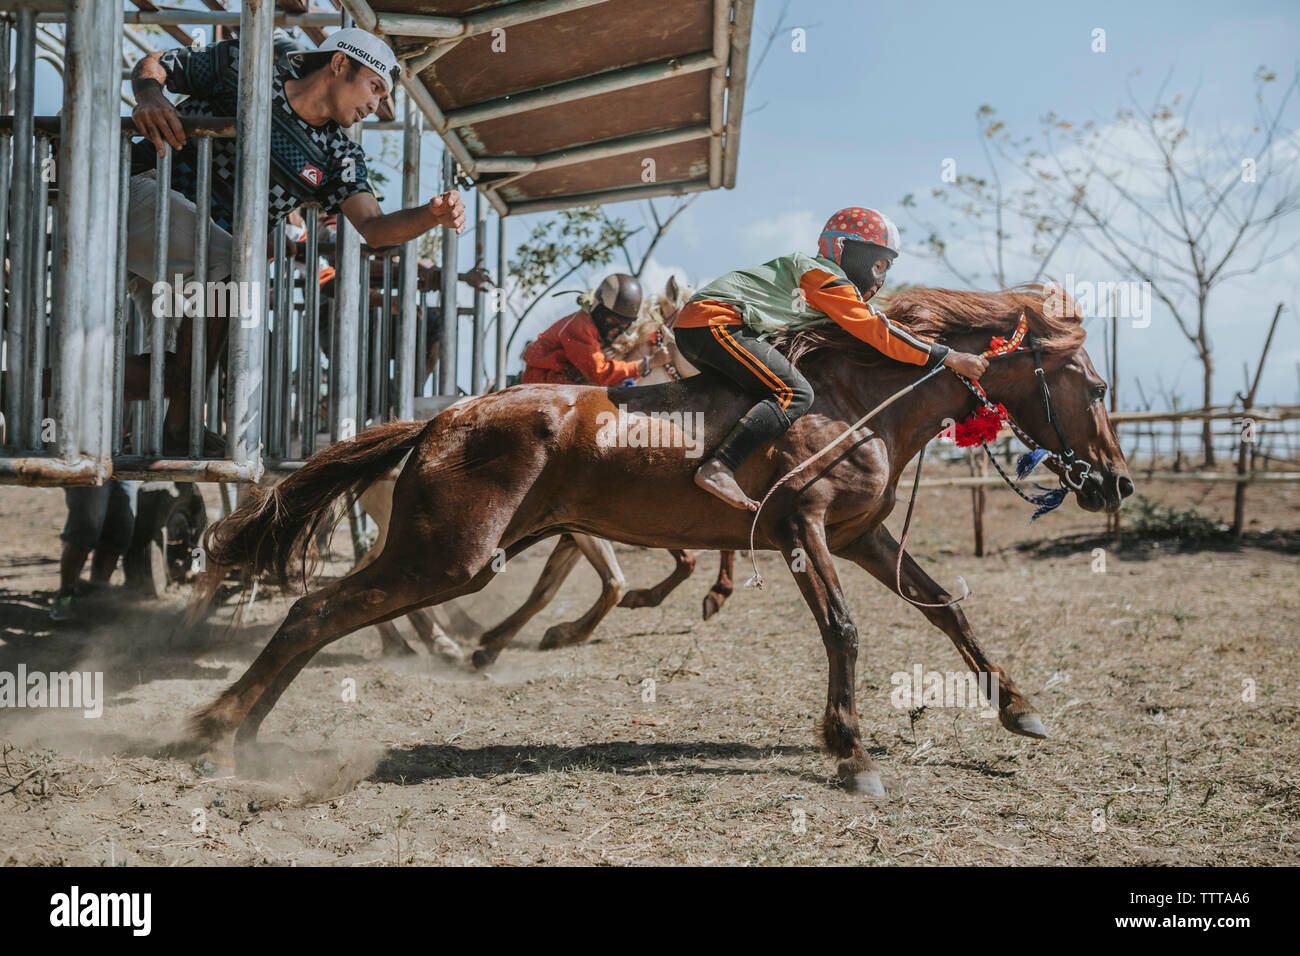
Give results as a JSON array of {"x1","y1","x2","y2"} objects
[{"x1": 1, "y1": 0, "x2": 752, "y2": 490}]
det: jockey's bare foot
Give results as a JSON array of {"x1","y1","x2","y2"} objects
[{"x1": 694, "y1": 459, "x2": 758, "y2": 511}]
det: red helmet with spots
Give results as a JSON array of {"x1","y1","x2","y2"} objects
[{"x1": 816, "y1": 207, "x2": 900, "y2": 265}]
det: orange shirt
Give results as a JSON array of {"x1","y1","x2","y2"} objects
[{"x1": 520, "y1": 310, "x2": 642, "y2": 386}]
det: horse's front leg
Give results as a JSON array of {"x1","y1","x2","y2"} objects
[
  {"x1": 777, "y1": 516, "x2": 885, "y2": 796},
  {"x1": 835, "y1": 524, "x2": 1046, "y2": 739},
  {"x1": 539, "y1": 536, "x2": 625, "y2": 649},
  {"x1": 472, "y1": 534, "x2": 582, "y2": 668}
]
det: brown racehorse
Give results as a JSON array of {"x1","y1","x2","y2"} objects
[
  {"x1": 355, "y1": 289, "x2": 737, "y2": 663},
  {"x1": 193, "y1": 285, "x2": 1133, "y2": 794}
]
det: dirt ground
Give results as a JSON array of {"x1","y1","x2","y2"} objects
[{"x1": 1, "y1": 468, "x2": 1296, "y2": 866}]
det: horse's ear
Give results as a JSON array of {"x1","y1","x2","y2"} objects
[{"x1": 666, "y1": 275, "x2": 680, "y2": 302}]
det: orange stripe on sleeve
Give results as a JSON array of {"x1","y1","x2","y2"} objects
[
  {"x1": 674, "y1": 299, "x2": 744, "y2": 329},
  {"x1": 799, "y1": 268, "x2": 941, "y2": 367}
]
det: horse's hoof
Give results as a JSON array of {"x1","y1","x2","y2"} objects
[
  {"x1": 842, "y1": 770, "x2": 887, "y2": 797},
  {"x1": 702, "y1": 593, "x2": 724, "y2": 620},
  {"x1": 432, "y1": 635, "x2": 464, "y2": 662},
  {"x1": 540, "y1": 624, "x2": 581, "y2": 649},
  {"x1": 1002, "y1": 710, "x2": 1048, "y2": 739},
  {"x1": 470, "y1": 649, "x2": 494, "y2": 670}
]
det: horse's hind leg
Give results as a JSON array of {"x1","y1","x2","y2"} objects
[
  {"x1": 377, "y1": 620, "x2": 415, "y2": 657},
  {"x1": 539, "y1": 535, "x2": 625, "y2": 649},
  {"x1": 702, "y1": 550, "x2": 735, "y2": 620},
  {"x1": 619, "y1": 549, "x2": 695, "y2": 609},
  {"x1": 191, "y1": 551, "x2": 502, "y2": 769},
  {"x1": 472, "y1": 534, "x2": 583, "y2": 669}
]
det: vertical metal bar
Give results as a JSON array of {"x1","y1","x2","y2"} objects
[
  {"x1": 268, "y1": 219, "x2": 287, "y2": 457},
  {"x1": 359, "y1": 254, "x2": 371, "y2": 422},
  {"x1": 24, "y1": 134, "x2": 50, "y2": 448},
  {"x1": 438, "y1": 148, "x2": 459, "y2": 396},
  {"x1": 279, "y1": 258, "x2": 297, "y2": 456},
  {"x1": 495, "y1": 213, "x2": 507, "y2": 390},
  {"x1": 332, "y1": 217, "x2": 360, "y2": 445},
  {"x1": 298, "y1": 258, "x2": 313, "y2": 448},
  {"x1": 226, "y1": 0, "x2": 273, "y2": 469},
  {"x1": 189, "y1": 135, "x2": 212, "y2": 457},
  {"x1": 368, "y1": 300, "x2": 382, "y2": 423},
  {"x1": 416, "y1": 288, "x2": 428, "y2": 397},
  {"x1": 471, "y1": 189, "x2": 487, "y2": 395},
  {"x1": 0, "y1": 16, "x2": 12, "y2": 433},
  {"x1": 303, "y1": 212, "x2": 320, "y2": 447},
  {"x1": 112, "y1": 135, "x2": 132, "y2": 456},
  {"x1": 306, "y1": 284, "x2": 321, "y2": 455},
  {"x1": 93, "y1": 0, "x2": 123, "y2": 467},
  {"x1": 396, "y1": 92, "x2": 421, "y2": 419},
  {"x1": 5, "y1": 9, "x2": 35, "y2": 448},
  {"x1": 130, "y1": 304, "x2": 144, "y2": 455},
  {"x1": 148, "y1": 147, "x2": 171, "y2": 456},
  {"x1": 50, "y1": 0, "x2": 118, "y2": 476},
  {"x1": 381, "y1": 254, "x2": 393, "y2": 417}
]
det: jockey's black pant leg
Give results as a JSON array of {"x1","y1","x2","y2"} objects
[{"x1": 675, "y1": 323, "x2": 814, "y2": 470}]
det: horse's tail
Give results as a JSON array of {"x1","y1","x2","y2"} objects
[{"x1": 203, "y1": 419, "x2": 428, "y2": 589}]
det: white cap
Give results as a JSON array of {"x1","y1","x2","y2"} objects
[{"x1": 311, "y1": 28, "x2": 400, "y2": 94}]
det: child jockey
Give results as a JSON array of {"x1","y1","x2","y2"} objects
[
  {"x1": 521, "y1": 273, "x2": 672, "y2": 386},
  {"x1": 673, "y1": 207, "x2": 989, "y2": 510}
]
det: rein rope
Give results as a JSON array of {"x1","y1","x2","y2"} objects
[{"x1": 743, "y1": 312, "x2": 1085, "y2": 599}]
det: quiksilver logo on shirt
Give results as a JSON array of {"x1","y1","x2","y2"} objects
[{"x1": 299, "y1": 163, "x2": 323, "y2": 186}]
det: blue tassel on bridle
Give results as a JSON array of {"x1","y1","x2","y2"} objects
[
  {"x1": 1016, "y1": 447, "x2": 1051, "y2": 480},
  {"x1": 1027, "y1": 483, "x2": 1068, "y2": 521}
]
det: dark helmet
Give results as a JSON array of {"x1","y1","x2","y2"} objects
[{"x1": 595, "y1": 273, "x2": 643, "y2": 322}]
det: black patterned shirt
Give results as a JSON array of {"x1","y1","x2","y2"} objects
[{"x1": 130, "y1": 39, "x2": 373, "y2": 233}]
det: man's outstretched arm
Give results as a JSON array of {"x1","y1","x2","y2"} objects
[{"x1": 339, "y1": 190, "x2": 465, "y2": 248}]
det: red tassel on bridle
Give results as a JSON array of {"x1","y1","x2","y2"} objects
[
  {"x1": 952, "y1": 402, "x2": 1007, "y2": 447},
  {"x1": 948, "y1": 312, "x2": 1029, "y2": 447}
]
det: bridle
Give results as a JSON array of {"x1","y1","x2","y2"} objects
[
  {"x1": 947, "y1": 318, "x2": 1097, "y2": 495},
  {"x1": 744, "y1": 312, "x2": 1099, "y2": 598}
]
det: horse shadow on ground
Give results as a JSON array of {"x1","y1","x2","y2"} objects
[
  {"x1": 368, "y1": 740, "x2": 823, "y2": 787},
  {"x1": 1014, "y1": 528, "x2": 1300, "y2": 561}
]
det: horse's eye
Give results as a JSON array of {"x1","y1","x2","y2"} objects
[{"x1": 1091, "y1": 385, "x2": 1107, "y2": 402}]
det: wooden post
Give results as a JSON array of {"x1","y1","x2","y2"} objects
[
  {"x1": 967, "y1": 447, "x2": 986, "y2": 556},
  {"x1": 1233, "y1": 303, "x2": 1285, "y2": 539}
]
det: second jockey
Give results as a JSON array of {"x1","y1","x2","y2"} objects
[{"x1": 521, "y1": 273, "x2": 672, "y2": 386}]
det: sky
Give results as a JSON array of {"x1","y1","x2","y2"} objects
[
  {"x1": 499, "y1": 0, "x2": 1300, "y2": 407},
  {"x1": 29, "y1": 0, "x2": 1300, "y2": 406}
]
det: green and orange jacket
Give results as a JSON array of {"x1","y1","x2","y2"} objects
[{"x1": 679, "y1": 251, "x2": 950, "y2": 368}]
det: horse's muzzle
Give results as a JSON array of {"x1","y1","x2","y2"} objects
[{"x1": 1075, "y1": 467, "x2": 1134, "y2": 513}]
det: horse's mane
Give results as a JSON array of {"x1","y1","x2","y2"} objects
[{"x1": 771, "y1": 284, "x2": 1086, "y2": 369}]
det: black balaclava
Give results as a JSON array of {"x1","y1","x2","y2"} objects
[
  {"x1": 839, "y1": 239, "x2": 897, "y2": 301},
  {"x1": 590, "y1": 304, "x2": 631, "y2": 343}
]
